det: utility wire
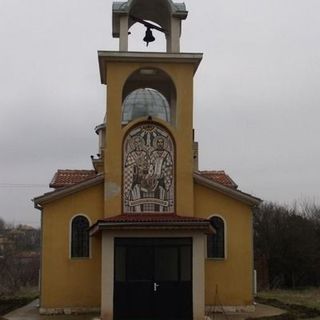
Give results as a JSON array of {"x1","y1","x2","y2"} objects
[{"x1": 0, "y1": 183, "x2": 48, "y2": 188}]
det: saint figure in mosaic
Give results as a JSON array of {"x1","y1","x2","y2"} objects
[{"x1": 123, "y1": 124, "x2": 174, "y2": 213}]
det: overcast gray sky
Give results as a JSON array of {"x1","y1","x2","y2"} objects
[{"x1": 1, "y1": 0, "x2": 320, "y2": 227}]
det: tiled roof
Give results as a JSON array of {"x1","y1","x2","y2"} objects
[
  {"x1": 49, "y1": 169, "x2": 237, "y2": 189},
  {"x1": 49, "y1": 169, "x2": 96, "y2": 188},
  {"x1": 197, "y1": 170, "x2": 238, "y2": 189}
]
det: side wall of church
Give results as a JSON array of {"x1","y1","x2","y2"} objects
[
  {"x1": 194, "y1": 183, "x2": 254, "y2": 308},
  {"x1": 40, "y1": 183, "x2": 104, "y2": 310}
]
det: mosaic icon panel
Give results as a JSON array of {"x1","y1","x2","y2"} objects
[{"x1": 123, "y1": 123, "x2": 174, "y2": 213}]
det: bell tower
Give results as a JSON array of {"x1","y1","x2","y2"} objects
[
  {"x1": 112, "y1": 0, "x2": 188, "y2": 52},
  {"x1": 99, "y1": 0, "x2": 202, "y2": 218}
]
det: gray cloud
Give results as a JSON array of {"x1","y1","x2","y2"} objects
[{"x1": 1, "y1": 0, "x2": 320, "y2": 226}]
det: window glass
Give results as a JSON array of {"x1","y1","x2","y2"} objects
[
  {"x1": 207, "y1": 216, "x2": 225, "y2": 258},
  {"x1": 71, "y1": 216, "x2": 89, "y2": 258}
]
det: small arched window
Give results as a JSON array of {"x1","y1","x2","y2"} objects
[
  {"x1": 207, "y1": 216, "x2": 225, "y2": 259},
  {"x1": 71, "y1": 215, "x2": 90, "y2": 258}
]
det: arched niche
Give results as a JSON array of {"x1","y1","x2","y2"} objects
[{"x1": 122, "y1": 68, "x2": 177, "y2": 125}]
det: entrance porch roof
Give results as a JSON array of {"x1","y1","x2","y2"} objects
[{"x1": 89, "y1": 213, "x2": 214, "y2": 236}]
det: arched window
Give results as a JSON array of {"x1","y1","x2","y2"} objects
[
  {"x1": 207, "y1": 216, "x2": 225, "y2": 259},
  {"x1": 71, "y1": 215, "x2": 90, "y2": 258}
]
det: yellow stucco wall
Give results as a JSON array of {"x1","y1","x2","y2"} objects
[
  {"x1": 39, "y1": 55, "x2": 254, "y2": 311},
  {"x1": 40, "y1": 183, "x2": 103, "y2": 309},
  {"x1": 194, "y1": 183, "x2": 254, "y2": 307},
  {"x1": 40, "y1": 181, "x2": 254, "y2": 309},
  {"x1": 104, "y1": 62, "x2": 195, "y2": 217}
]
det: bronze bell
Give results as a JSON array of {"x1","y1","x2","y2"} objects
[{"x1": 143, "y1": 27, "x2": 155, "y2": 46}]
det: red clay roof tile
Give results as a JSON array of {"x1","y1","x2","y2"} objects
[
  {"x1": 197, "y1": 170, "x2": 238, "y2": 189},
  {"x1": 89, "y1": 214, "x2": 214, "y2": 235},
  {"x1": 49, "y1": 169, "x2": 237, "y2": 190},
  {"x1": 49, "y1": 169, "x2": 96, "y2": 189},
  {"x1": 98, "y1": 213, "x2": 209, "y2": 223}
]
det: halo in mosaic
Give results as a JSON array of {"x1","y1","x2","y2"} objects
[{"x1": 123, "y1": 123, "x2": 174, "y2": 213}]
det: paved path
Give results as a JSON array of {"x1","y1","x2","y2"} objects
[
  {"x1": 209, "y1": 303, "x2": 286, "y2": 320},
  {"x1": 3, "y1": 300, "x2": 285, "y2": 320},
  {"x1": 3, "y1": 300, "x2": 99, "y2": 320}
]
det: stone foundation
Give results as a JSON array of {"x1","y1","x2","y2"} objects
[
  {"x1": 40, "y1": 304, "x2": 255, "y2": 317},
  {"x1": 39, "y1": 307, "x2": 100, "y2": 315},
  {"x1": 206, "y1": 304, "x2": 256, "y2": 314}
]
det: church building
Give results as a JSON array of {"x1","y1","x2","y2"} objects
[{"x1": 34, "y1": 1, "x2": 261, "y2": 319}]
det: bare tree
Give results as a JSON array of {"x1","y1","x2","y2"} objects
[
  {"x1": 254, "y1": 201, "x2": 320, "y2": 289},
  {"x1": 0, "y1": 219, "x2": 40, "y2": 295}
]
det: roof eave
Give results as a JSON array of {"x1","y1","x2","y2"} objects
[
  {"x1": 193, "y1": 173, "x2": 262, "y2": 206},
  {"x1": 33, "y1": 174, "x2": 104, "y2": 207},
  {"x1": 89, "y1": 221, "x2": 213, "y2": 236}
]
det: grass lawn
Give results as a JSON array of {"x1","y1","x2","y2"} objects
[
  {"x1": 256, "y1": 288, "x2": 320, "y2": 319},
  {"x1": 258, "y1": 288, "x2": 320, "y2": 311}
]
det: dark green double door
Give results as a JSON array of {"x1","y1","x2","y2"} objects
[{"x1": 114, "y1": 238, "x2": 192, "y2": 320}]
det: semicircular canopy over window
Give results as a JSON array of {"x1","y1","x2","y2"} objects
[{"x1": 122, "y1": 88, "x2": 170, "y2": 123}]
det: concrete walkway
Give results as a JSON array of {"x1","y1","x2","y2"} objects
[
  {"x1": 209, "y1": 303, "x2": 286, "y2": 320},
  {"x1": 3, "y1": 300, "x2": 285, "y2": 320},
  {"x1": 3, "y1": 300, "x2": 99, "y2": 320}
]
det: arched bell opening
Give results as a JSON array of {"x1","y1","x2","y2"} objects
[
  {"x1": 112, "y1": 0, "x2": 187, "y2": 52},
  {"x1": 121, "y1": 68, "x2": 177, "y2": 126},
  {"x1": 128, "y1": 21, "x2": 167, "y2": 52},
  {"x1": 127, "y1": 0, "x2": 170, "y2": 50}
]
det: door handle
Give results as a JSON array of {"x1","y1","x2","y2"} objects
[{"x1": 153, "y1": 282, "x2": 160, "y2": 292}]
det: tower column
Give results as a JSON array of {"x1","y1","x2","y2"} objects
[
  {"x1": 119, "y1": 15, "x2": 129, "y2": 51},
  {"x1": 167, "y1": 18, "x2": 181, "y2": 53}
]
